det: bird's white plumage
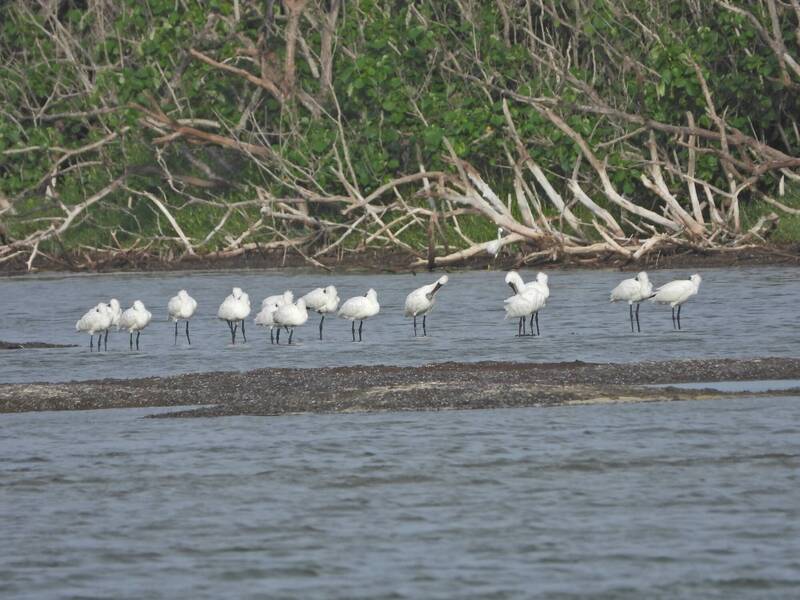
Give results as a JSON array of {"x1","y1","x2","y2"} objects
[
  {"x1": 302, "y1": 285, "x2": 339, "y2": 314},
  {"x1": 274, "y1": 298, "x2": 309, "y2": 328},
  {"x1": 255, "y1": 290, "x2": 292, "y2": 328},
  {"x1": 76, "y1": 303, "x2": 112, "y2": 335},
  {"x1": 168, "y1": 289, "x2": 197, "y2": 321},
  {"x1": 404, "y1": 275, "x2": 448, "y2": 317},
  {"x1": 486, "y1": 228, "x2": 504, "y2": 256},
  {"x1": 504, "y1": 288, "x2": 545, "y2": 319},
  {"x1": 651, "y1": 274, "x2": 702, "y2": 307},
  {"x1": 610, "y1": 272, "x2": 653, "y2": 304},
  {"x1": 119, "y1": 300, "x2": 152, "y2": 333},
  {"x1": 338, "y1": 289, "x2": 380, "y2": 321},
  {"x1": 107, "y1": 299, "x2": 122, "y2": 329},
  {"x1": 217, "y1": 287, "x2": 251, "y2": 321}
]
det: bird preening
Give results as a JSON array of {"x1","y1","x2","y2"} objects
[{"x1": 73, "y1": 271, "x2": 704, "y2": 351}]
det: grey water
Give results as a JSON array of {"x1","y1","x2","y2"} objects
[
  {"x1": 1, "y1": 266, "x2": 798, "y2": 384},
  {"x1": 2, "y1": 395, "x2": 799, "y2": 598}
]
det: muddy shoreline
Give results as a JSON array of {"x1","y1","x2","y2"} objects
[
  {"x1": 1, "y1": 245, "x2": 799, "y2": 276},
  {"x1": 1, "y1": 358, "x2": 798, "y2": 417}
]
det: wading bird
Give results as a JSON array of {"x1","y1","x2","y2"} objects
[
  {"x1": 301, "y1": 285, "x2": 340, "y2": 340},
  {"x1": 505, "y1": 271, "x2": 549, "y2": 335},
  {"x1": 651, "y1": 274, "x2": 702, "y2": 330},
  {"x1": 504, "y1": 284, "x2": 546, "y2": 337},
  {"x1": 404, "y1": 275, "x2": 448, "y2": 336},
  {"x1": 119, "y1": 300, "x2": 152, "y2": 350},
  {"x1": 609, "y1": 272, "x2": 653, "y2": 332},
  {"x1": 167, "y1": 290, "x2": 197, "y2": 345},
  {"x1": 338, "y1": 289, "x2": 380, "y2": 342},
  {"x1": 218, "y1": 287, "x2": 251, "y2": 344},
  {"x1": 254, "y1": 290, "x2": 293, "y2": 344},
  {"x1": 273, "y1": 298, "x2": 308, "y2": 345},
  {"x1": 76, "y1": 302, "x2": 112, "y2": 351}
]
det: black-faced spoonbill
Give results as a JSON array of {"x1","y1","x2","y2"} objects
[
  {"x1": 504, "y1": 285, "x2": 546, "y2": 337},
  {"x1": 651, "y1": 274, "x2": 702, "y2": 330},
  {"x1": 505, "y1": 271, "x2": 549, "y2": 335},
  {"x1": 119, "y1": 300, "x2": 152, "y2": 350},
  {"x1": 273, "y1": 298, "x2": 309, "y2": 345},
  {"x1": 218, "y1": 287, "x2": 251, "y2": 344},
  {"x1": 104, "y1": 298, "x2": 122, "y2": 348},
  {"x1": 301, "y1": 285, "x2": 340, "y2": 340},
  {"x1": 168, "y1": 290, "x2": 197, "y2": 345},
  {"x1": 610, "y1": 271, "x2": 653, "y2": 332},
  {"x1": 76, "y1": 303, "x2": 112, "y2": 351},
  {"x1": 338, "y1": 289, "x2": 380, "y2": 342},
  {"x1": 404, "y1": 275, "x2": 448, "y2": 336},
  {"x1": 254, "y1": 291, "x2": 292, "y2": 344}
]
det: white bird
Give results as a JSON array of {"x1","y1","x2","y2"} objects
[
  {"x1": 504, "y1": 286, "x2": 546, "y2": 337},
  {"x1": 99, "y1": 298, "x2": 122, "y2": 349},
  {"x1": 119, "y1": 300, "x2": 152, "y2": 350},
  {"x1": 167, "y1": 290, "x2": 198, "y2": 345},
  {"x1": 75, "y1": 302, "x2": 112, "y2": 351},
  {"x1": 273, "y1": 298, "x2": 309, "y2": 345},
  {"x1": 404, "y1": 275, "x2": 448, "y2": 337},
  {"x1": 651, "y1": 274, "x2": 702, "y2": 330},
  {"x1": 301, "y1": 285, "x2": 340, "y2": 340},
  {"x1": 505, "y1": 271, "x2": 549, "y2": 335},
  {"x1": 338, "y1": 288, "x2": 380, "y2": 342},
  {"x1": 486, "y1": 227, "x2": 505, "y2": 257},
  {"x1": 217, "y1": 287, "x2": 251, "y2": 344},
  {"x1": 610, "y1": 271, "x2": 654, "y2": 333},
  {"x1": 254, "y1": 290, "x2": 293, "y2": 344}
]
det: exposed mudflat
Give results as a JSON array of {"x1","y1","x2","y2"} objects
[
  {"x1": 0, "y1": 340, "x2": 77, "y2": 350},
  {"x1": 1, "y1": 357, "x2": 798, "y2": 417}
]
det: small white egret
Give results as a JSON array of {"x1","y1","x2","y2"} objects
[
  {"x1": 217, "y1": 287, "x2": 251, "y2": 344},
  {"x1": 609, "y1": 271, "x2": 653, "y2": 332},
  {"x1": 254, "y1": 290, "x2": 292, "y2": 344},
  {"x1": 301, "y1": 285, "x2": 339, "y2": 340},
  {"x1": 651, "y1": 274, "x2": 702, "y2": 330},
  {"x1": 167, "y1": 290, "x2": 198, "y2": 345},
  {"x1": 404, "y1": 275, "x2": 448, "y2": 336},
  {"x1": 486, "y1": 227, "x2": 505, "y2": 257},
  {"x1": 338, "y1": 289, "x2": 380, "y2": 342},
  {"x1": 119, "y1": 300, "x2": 152, "y2": 350},
  {"x1": 75, "y1": 303, "x2": 112, "y2": 351},
  {"x1": 273, "y1": 298, "x2": 309, "y2": 345}
]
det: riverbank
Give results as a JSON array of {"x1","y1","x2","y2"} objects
[
  {"x1": 1, "y1": 358, "x2": 798, "y2": 417},
  {"x1": 1, "y1": 244, "x2": 799, "y2": 276}
]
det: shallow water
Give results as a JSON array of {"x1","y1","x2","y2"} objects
[
  {"x1": 1, "y1": 395, "x2": 799, "y2": 598},
  {"x1": 0, "y1": 266, "x2": 798, "y2": 383}
]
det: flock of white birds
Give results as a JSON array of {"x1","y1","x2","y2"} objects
[{"x1": 74, "y1": 271, "x2": 702, "y2": 350}]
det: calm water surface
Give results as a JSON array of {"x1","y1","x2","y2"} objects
[
  {"x1": 1, "y1": 396, "x2": 799, "y2": 598},
  {"x1": 0, "y1": 266, "x2": 798, "y2": 383}
]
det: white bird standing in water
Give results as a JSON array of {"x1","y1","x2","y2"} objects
[
  {"x1": 610, "y1": 272, "x2": 653, "y2": 333},
  {"x1": 76, "y1": 302, "x2": 112, "y2": 351},
  {"x1": 273, "y1": 298, "x2": 309, "y2": 345},
  {"x1": 119, "y1": 300, "x2": 152, "y2": 350},
  {"x1": 167, "y1": 290, "x2": 198, "y2": 345},
  {"x1": 217, "y1": 287, "x2": 251, "y2": 344},
  {"x1": 100, "y1": 298, "x2": 122, "y2": 349},
  {"x1": 301, "y1": 285, "x2": 340, "y2": 340},
  {"x1": 505, "y1": 271, "x2": 549, "y2": 335},
  {"x1": 651, "y1": 274, "x2": 702, "y2": 330},
  {"x1": 404, "y1": 275, "x2": 448, "y2": 337},
  {"x1": 254, "y1": 290, "x2": 293, "y2": 344},
  {"x1": 504, "y1": 284, "x2": 546, "y2": 336},
  {"x1": 338, "y1": 289, "x2": 380, "y2": 342}
]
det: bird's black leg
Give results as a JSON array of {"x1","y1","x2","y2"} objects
[
  {"x1": 104, "y1": 330, "x2": 108, "y2": 351},
  {"x1": 90, "y1": 335, "x2": 94, "y2": 351},
  {"x1": 677, "y1": 305, "x2": 682, "y2": 330},
  {"x1": 671, "y1": 307, "x2": 676, "y2": 330},
  {"x1": 136, "y1": 331, "x2": 140, "y2": 351},
  {"x1": 232, "y1": 322, "x2": 238, "y2": 344},
  {"x1": 423, "y1": 315, "x2": 427, "y2": 337},
  {"x1": 535, "y1": 312, "x2": 540, "y2": 336},
  {"x1": 185, "y1": 321, "x2": 191, "y2": 345},
  {"x1": 358, "y1": 320, "x2": 363, "y2": 342},
  {"x1": 270, "y1": 328, "x2": 274, "y2": 344},
  {"x1": 629, "y1": 304, "x2": 635, "y2": 333},
  {"x1": 529, "y1": 314, "x2": 535, "y2": 336},
  {"x1": 413, "y1": 315, "x2": 417, "y2": 337},
  {"x1": 517, "y1": 317, "x2": 523, "y2": 337},
  {"x1": 635, "y1": 303, "x2": 641, "y2": 333},
  {"x1": 129, "y1": 333, "x2": 133, "y2": 350},
  {"x1": 351, "y1": 321, "x2": 355, "y2": 342},
  {"x1": 288, "y1": 328, "x2": 294, "y2": 345},
  {"x1": 241, "y1": 319, "x2": 247, "y2": 343},
  {"x1": 276, "y1": 327, "x2": 281, "y2": 344},
  {"x1": 174, "y1": 321, "x2": 178, "y2": 345},
  {"x1": 319, "y1": 315, "x2": 324, "y2": 341}
]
